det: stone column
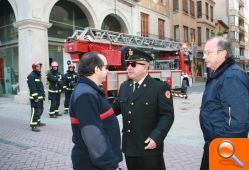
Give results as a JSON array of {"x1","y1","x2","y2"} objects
[{"x1": 13, "y1": 19, "x2": 51, "y2": 104}]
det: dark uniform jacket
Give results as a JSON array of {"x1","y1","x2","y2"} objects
[
  {"x1": 69, "y1": 76, "x2": 122, "y2": 170},
  {"x1": 113, "y1": 75, "x2": 174, "y2": 156},
  {"x1": 27, "y1": 70, "x2": 45, "y2": 101},
  {"x1": 63, "y1": 70, "x2": 77, "y2": 91},
  {"x1": 200, "y1": 58, "x2": 249, "y2": 143},
  {"x1": 47, "y1": 70, "x2": 63, "y2": 93}
]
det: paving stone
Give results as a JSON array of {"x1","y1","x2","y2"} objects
[{"x1": 0, "y1": 83, "x2": 206, "y2": 169}]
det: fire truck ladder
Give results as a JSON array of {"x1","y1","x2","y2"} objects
[{"x1": 67, "y1": 27, "x2": 182, "y2": 52}]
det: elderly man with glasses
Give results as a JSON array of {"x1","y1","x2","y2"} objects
[
  {"x1": 199, "y1": 37, "x2": 249, "y2": 170},
  {"x1": 113, "y1": 46, "x2": 174, "y2": 170}
]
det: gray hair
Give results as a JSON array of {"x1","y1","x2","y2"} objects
[{"x1": 208, "y1": 36, "x2": 233, "y2": 59}]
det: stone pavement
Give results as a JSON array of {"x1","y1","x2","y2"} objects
[{"x1": 0, "y1": 82, "x2": 205, "y2": 170}]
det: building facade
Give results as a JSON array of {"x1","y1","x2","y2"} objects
[
  {"x1": 0, "y1": 0, "x2": 169, "y2": 102},
  {"x1": 214, "y1": 0, "x2": 249, "y2": 69},
  {"x1": 170, "y1": 0, "x2": 198, "y2": 80},
  {"x1": 170, "y1": 0, "x2": 216, "y2": 80},
  {"x1": 196, "y1": 0, "x2": 215, "y2": 78}
]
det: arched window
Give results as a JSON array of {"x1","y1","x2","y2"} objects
[
  {"x1": 101, "y1": 15, "x2": 123, "y2": 32},
  {"x1": 0, "y1": 0, "x2": 18, "y2": 95},
  {"x1": 49, "y1": 0, "x2": 89, "y2": 39},
  {"x1": 48, "y1": 0, "x2": 89, "y2": 72}
]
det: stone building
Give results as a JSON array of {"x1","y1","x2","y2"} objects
[{"x1": 0, "y1": 0, "x2": 169, "y2": 102}]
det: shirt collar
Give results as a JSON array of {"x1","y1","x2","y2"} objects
[{"x1": 134, "y1": 74, "x2": 148, "y2": 86}]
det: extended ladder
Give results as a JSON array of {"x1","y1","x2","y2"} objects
[{"x1": 67, "y1": 27, "x2": 182, "y2": 52}]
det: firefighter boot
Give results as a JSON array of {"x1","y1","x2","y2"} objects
[
  {"x1": 31, "y1": 126, "x2": 40, "y2": 132},
  {"x1": 37, "y1": 122, "x2": 46, "y2": 127},
  {"x1": 50, "y1": 115, "x2": 57, "y2": 118}
]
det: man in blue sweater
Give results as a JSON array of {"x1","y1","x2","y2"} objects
[
  {"x1": 69, "y1": 52, "x2": 122, "y2": 170},
  {"x1": 199, "y1": 37, "x2": 249, "y2": 170}
]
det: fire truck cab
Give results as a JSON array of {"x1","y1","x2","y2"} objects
[{"x1": 64, "y1": 27, "x2": 192, "y2": 98}]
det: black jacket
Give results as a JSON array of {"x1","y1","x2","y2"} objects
[
  {"x1": 27, "y1": 70, "x2": 45, "y2": 101},
  {"x1": 46, "y1": 70, "x2": 63, "y2": 93},
  {"x1": 63, "y1": 70, "x2": 77, "y2": 92},
  {"x1": 113, "y1": 75, "x2": 174, "y2": 156}
]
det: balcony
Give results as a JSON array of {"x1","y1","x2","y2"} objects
[
  {"x1": 240, "y1": 40, "x2": 245, "y2": 47},
  {"x1": 118, "y1": 0, "x2": 138, "y2": 6},
  {"x1": 239, "y1": 55, "x2": 246, "y2": 60},
  {"x1": 239, "y1": 0, "x2": 245, "y2": 7},
  {"x1": 239, "y1": 25, "x2": 245, "y2": 32},
  {"x1": 239, "y1": 10, "x2": 245, "y2": 18}
]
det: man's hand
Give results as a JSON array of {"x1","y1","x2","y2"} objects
[{"x1": 144, "y1": 137, "x2": 157, "y2": 150}]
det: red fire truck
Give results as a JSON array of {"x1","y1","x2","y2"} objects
[{"x1": 64, "y1": 27, "x2": 192, "y2": 98}]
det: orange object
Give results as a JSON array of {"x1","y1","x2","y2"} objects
[{"x1": 210, "y1": 138, "x2": 249, "y2": 170}]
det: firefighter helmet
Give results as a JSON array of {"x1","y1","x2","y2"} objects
[
  {"x1": 51, "y1": 61, "x2": 59, "y2": 67},
  {"x1": 32, "y1": 61, "x2": 42, "y2": 70}
]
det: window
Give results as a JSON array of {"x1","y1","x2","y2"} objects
[
  {"x1": 229, "y1": 15, "x2": 239, "y2": 26},
  {"x1": 210, "y1": 6, "x2": 213, "y2": 22},
  {"x1": 0, "y1": 0, "x2": 18, "y2": 44},
  {"x1": 206, "y1": 28, "x2": 210, "y2": 41},
  {"x1": 183, "y1": 26, "x2": 189, "y2": 42},
  {"x1": 174, "y1": 25, "x2": 180, "y2": 42},
  {"x1": 230, "y1": 31, "x2": 238, "y2": 40},
  {"x1": 141, "y1": 12, "x2": 149, "y2": 37},
  {"x1": 190, "y1": 28, "x2": 195, "y2": 42},
  {"x1": 101, "y1": 15, "x2": 122, "y2": 32},
  {"x1": 198, "y1": 27, "x2": 202, "y2": 46},
  {"x1": 173, "y1": 0, "x2": 179, "y2": 11},
  {"x1": 229, "y1": 0, "x2": 239, "y2": 11},
  {"x1": 190, "y1": 0, "x2": 195, "y2": 17},
  {"x1": 158, "y1": 19, "x2": 165, "y2": 40},
  {"x1": 197, "y1": 1, "x2": 202, "y2": 18},
  {"x1": 49, "y1": 1, "x2": 89, "y2": 39},
  {"x1": 205, "y1": 2, "x2": 209, "y2": 20},
  {"x1": 183, "y1": 0, "x2": 188, "y2": 14}
]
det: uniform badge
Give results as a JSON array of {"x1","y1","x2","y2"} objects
[
  {"x1": 128, "y1": 49, "x2": 133, "y2": 56},
  {"x1": 165, "y1": 91, "x2": 171, "y2": 99}
]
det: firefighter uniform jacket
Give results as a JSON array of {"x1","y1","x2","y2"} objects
[
  {"x1": 63, "y1": 70, "x2": 77, "y2": 91},
  {"x1": 27, "y1": 70, "x2": 45, "y2": 102},
  {"x1": 47, "y1": 70, "x2": 63, "y2": 94},
  {"x1": 69, "y1": 76, "x2": 122, "y2": 170},
  {"x1": 113, "y1": 75, "x2": 174, "y2": 157}
]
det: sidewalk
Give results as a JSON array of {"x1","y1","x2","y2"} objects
[{"x1": 0, "y1": 82, "x2": 205, "y2": 170}]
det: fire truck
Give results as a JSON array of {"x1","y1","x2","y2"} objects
[{"x1": 64, "y1": 27, "x2": 192, "y2": 99}]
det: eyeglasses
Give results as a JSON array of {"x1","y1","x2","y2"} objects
[
  {"x1": 100, "y1": 64, "x2": 109, "y2": 70},
  {"x1": 126, "y1": 62, "x2": 146, "y2": 67},
  {"x1": 203, "y1": 50, "x2": 225, "y2": 56}
]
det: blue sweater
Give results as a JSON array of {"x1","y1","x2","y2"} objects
[
  {"x1": 69, "y1": 76, "x2": 122, "y2": 170},
  {"x1": 200, "y1": 58, "x2": 249, "y2": 143}
]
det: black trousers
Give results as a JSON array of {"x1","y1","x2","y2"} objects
[
  {"x1": 49, "y1": 93, "x2": 60, "y2": 115},
  {"x1": 125, "y1": 155, "x2": 165, "y2": 170},
  {"x1": 64, "y1": 91, "x2": 72, "y2": 111},
  {"x1": 30, "y1": 100, "x2": 44, "y2": 127},
  {"x1": 200, "y1": 142, "x2": 210, "y2": 170}
]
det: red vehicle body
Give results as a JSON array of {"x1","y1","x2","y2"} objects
[{"x1": 64, "y1": 27, "x2": 192, "y2": 98}]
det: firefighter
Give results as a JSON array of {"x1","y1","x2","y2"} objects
[
  {"x1": 27, "y1": 61, "x2": 46, "y2": 132},
  {"x1": 63, "y1": 64, "x2": 77, "y2": 114},
  {"x1": 113, "y1": 47, "x2": 174, "y2": 170},
  {"x1": 47, "y1": 61, "x2": 63, "y2": 118}
]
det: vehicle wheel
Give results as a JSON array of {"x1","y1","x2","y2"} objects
[{"x1": 181, "y1": 79, "x2": 188, "y2": 94}]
